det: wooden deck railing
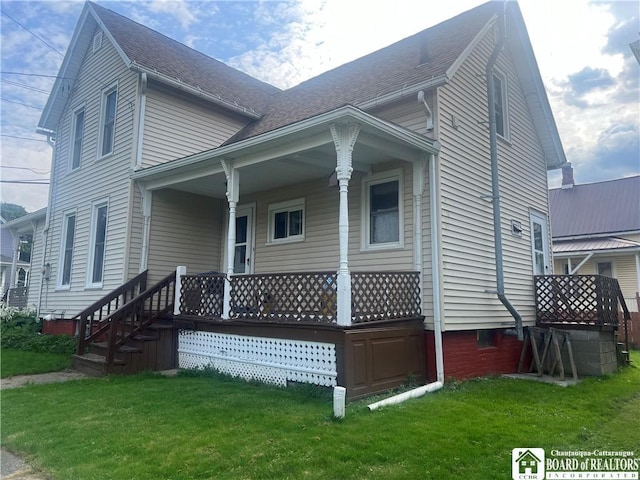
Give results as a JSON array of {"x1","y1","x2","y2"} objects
[
  {"x1": 77, "y1": 271, "x2": 176, "y2": 361},
  {"x1": 351, "y1": 271, "x2": 421, "y2": 323},
  {"x1": 72, "y1": 270, "x2": 148, "y2": 337},
  {"x1": 178, "y1": 270, "x2": 422, "y2": 324},
  {"x1": 534, "y1": 275, "x2": 631, "y2": 327},
  {"x1": 230, "y1": 271, "x2": 338, "y2": 323}
]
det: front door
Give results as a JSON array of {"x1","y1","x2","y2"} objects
[
  {"x1": 233, "y1": 205, "x2": 255, "y2": 274},
  {"x1": 530, "y1": 211, "x2": 550, "y2": 275}
]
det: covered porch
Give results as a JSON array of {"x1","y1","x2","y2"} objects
[{"x1": 133, "y1": 106, "x2": 440, "y2": 398}]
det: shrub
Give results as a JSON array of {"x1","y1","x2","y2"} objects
[{"x1": 0, "y1": 305, "x2": 75, "y2": 355}]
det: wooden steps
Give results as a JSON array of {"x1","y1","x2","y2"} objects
[{"x1": 73, "y1": 321, "x2": 178, "y2": 377}]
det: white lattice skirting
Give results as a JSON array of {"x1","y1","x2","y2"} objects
[{"x1": 178, "y1": 331, "x2": 337, "y2": 387}]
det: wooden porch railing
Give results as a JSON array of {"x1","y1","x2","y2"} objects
[
  {"x1": 76, "y1": 271, "x2": 174, "y2": 361},
  {"x1": 534, "y1": 275, "x2": 631, "y2": 327},
  {"x1": 351, "y1": 271, "x2": 421, "y2": 323},
  {"x1": 179, "y1": 273, "x2": 225, "y2": 317},
  {"x1": 6, "y1": 286, "x2": 28, "y2": 308},
  {"x1": 230, "y1": 272, "x2": 338, "y2": 323},
  {"x1": 72, "y1": 270, "x2": 148, "y2": 336},
  {"x1": 178, "y1": 270, "x2": 422, "y2": 324}
]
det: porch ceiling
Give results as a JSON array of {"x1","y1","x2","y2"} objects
[{"x1": 133, "y1": 106, "x2": 439, "y2": 199}]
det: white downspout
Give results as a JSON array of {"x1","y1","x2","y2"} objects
[{"x1": 368, "y1": 152, "x2": 445, "y2": 411}]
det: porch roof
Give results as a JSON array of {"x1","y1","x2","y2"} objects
[
  {"x1": 553, "y1": 237, "x2": 640, "y2": 257},
  {"x1": 131, "y1": 105, "x2": 440, "y2": 198}
]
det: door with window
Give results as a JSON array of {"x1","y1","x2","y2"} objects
[
  {"x1": 530, "y1": 211, "x2": 550, "y2": 275},
  {"x1": 233, "y1": 206, "x2": 255, "y2": 274}
]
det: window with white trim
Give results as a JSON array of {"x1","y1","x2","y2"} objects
[
  {"x1": 58, "y1": 212, "x2": 76, "y2": 288},
  {"x1": 362, "y1": 170, "x2": 403, "y2": 248},
  {"x1": 99, "y1": 86, "x2": 117, "y2": 157},
  {"x1": 70, "y1": 107, "x2": 85, "y2": 170},
  {"x1": 493, "y1": 72, "x2": 509, "y2": 139},
  {"x1": 87, "y1": 201, "x2": 108, "y2": 286},
  {"x1": 267, "y1": 199, "x2": 305, "y2": 243}
]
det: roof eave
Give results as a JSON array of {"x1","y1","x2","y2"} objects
[
  {"x1": 132, "y1": 105, "x2": 440, "y2": 182},
  {"x1": 37, "y1": 4, "x2": 94, "y2": 133},
  {"x1": 130, "y1": 64, "x2": 262, "y2": 120}
]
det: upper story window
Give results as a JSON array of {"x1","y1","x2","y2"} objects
[
  {"x1": 362, "y1": 169, "x2": 404, "y2": 249},
  {"x1": 87, "y1": 201, "x2": 108, "y2": 287},
  {"x1": 99, "y1": 86, "x2": 117, "y2": 158},
  {"x1": 70, "y1": 107, "x2": 85, "y2": 170},
  {"x1": 58, "y1": 211, "x2": 76, "y2": 289},
  {"x1": 267, "y1": 198, "x2": 305, "y2": 244},
  {"x1": 493, "y1": 72, "x2": 509, "y2": 139}
]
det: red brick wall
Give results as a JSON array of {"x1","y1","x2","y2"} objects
[
  {"x1": 425, "y1": 329, "x2": 524, "y2": 381},
  {"x1": 42, "y1": 319, "x2": 77, "y2": 336}
]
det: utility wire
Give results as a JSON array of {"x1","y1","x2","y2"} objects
[
  {"x1": 0, "y1": 134, "x2": 48, "y2": 143},
  {"x1": 2, "y1": 79, "x2": 50, "y2": 94},
  {"x1": 0, "y1": 72, "x2": 70, "y2": 79},
  {"x1": 0, "y1": 180, "x2": 50, "y2": 184},
  {"x1": 1, "y1": 165, "x2": 50, "y2": 175},
  {"x1": 0, "y1": 97, "x2": 43, "y2": 110},
  {"x1": 1, "y1": 10, "x2": 65, "y2": 56}
]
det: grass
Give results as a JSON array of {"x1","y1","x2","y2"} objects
[
  {"x1": 1, "y1": 352, "x2": 639, "y2": 480},
  {"x1": 0, "y1": 348, "x2": 72, "y2": 378}
]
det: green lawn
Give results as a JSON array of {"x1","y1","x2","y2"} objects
[
  {"x1": 0, "y1": 348, "x2": 72, "y2": 378},
  {"x1": 1, "y1": 352, "x2": 638, "y2": 480}
]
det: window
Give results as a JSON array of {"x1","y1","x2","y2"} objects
[
  {"x1": 493, "y1": 72, "x2": 508, "y2": 138},
  {"x1": 70, "y1": 107, "x2": 85, "y2": 170},
  {"x1": 597, "y1": 262, "x2": 612, "y2": 278},
  {"x1": 363, "y1": 170, "x2": 403, "y2": 249},
  {"x1": 99, "y1": 86, "x2": 117, "y2": 157},
  {"x1": 267, "y1": 199, "x2": 304, "y2": 243},
  {"x1": 87, "y1": 202, "x2": 108, "y2": 286},
  {"x1": 59, "y1": 212, "x2": 76, "y2": 288},
  {"x1": 16, "y1": 268, "x2": 27, "y2": 287},
  {"x1": 477, "y1": 329, "x2": 497, "y2": 349}
]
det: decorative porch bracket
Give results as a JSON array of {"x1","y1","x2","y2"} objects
[
  {"x1": 330, "y1": 122, "x2": 360, "y2": 326},
  {"x1": 221, "y1": 159, "x2": 239, "y2": 320}
]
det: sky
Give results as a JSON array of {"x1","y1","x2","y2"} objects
[{"x1": 0, "y1": 0, "x2": 639, "y2": 213}]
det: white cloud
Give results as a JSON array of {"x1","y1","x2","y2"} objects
[{"x1": 147, "y1": 0, "x2": 197, "y2": 29}]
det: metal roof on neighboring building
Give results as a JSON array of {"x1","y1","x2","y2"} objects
[
  {"x1": 553, "y1": 237, "x2": 640, "y2": 254},
  {"x1": 549, "y1": 176, "x2": 640, "y2": 239}
]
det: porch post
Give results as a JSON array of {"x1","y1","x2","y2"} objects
[
  {"x1": 221, "y1": 159, "x2": 239, "y2": 320},
  {"x1": 330, "y1": 123, "x2": 360, "y2": 326},
  {"x1": 413, "y1": 154, "x2": 428, "y2": 280},
  {"x1": 174, "y1": 265, "x2": 186, "y2": 315},
  {"x1": 139, "y1": 188, "x2": 152, "y2": 273},
  {"x1": 9, "y1": 230, "x2": 19, "y2": 291}
]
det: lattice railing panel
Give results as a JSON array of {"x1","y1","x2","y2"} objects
[
  {"x1": 230, "y1": 272, "x2": 337, "y2": 323},
  {"x1": 180, "y1": 274, "x2": 225, "y2": 317},
  {"x1": 534, "y1": 275, "x2": 623, "y2": 326},
  {"x1": 178, "y1": 330, "x2": 337, "y2": 387},
  {"x1": 351, "y1": 271, "x2": 421, "y2": 323}
]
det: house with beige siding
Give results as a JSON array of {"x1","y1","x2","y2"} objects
[
  {"x1": 1, "y1": 209, "x2": 46, "y2": 309},
  {"x1": 550, "y1": 170, "x2": 640, "y2": 312},
  {"x1": 34, "y1": 1, "x2": 567, "y2": 396}
]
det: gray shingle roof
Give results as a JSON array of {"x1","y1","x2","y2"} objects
[
  {"x1": 89, "y1": 2, "x2": 280, "y2": 116},
  {"x1": 549, "y1": 176, "x2": 640, "y2": 238},
  {"x1": 224, "y1": 1, "x2": 499, "y2": 144}
]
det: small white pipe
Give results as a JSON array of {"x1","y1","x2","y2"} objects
[
  {"x1": 367, "y1": 381, "x2": 443, "y2": 411},
  {"x1": 333, "y1": 386, "x2": 346, "y2": 418}
]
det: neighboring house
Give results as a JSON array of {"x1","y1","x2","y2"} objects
[
  {"x1": 33, "y1": 1, "x2": 566, "y2": 394},
  {"x1": 0, "y1": 209, "x2": 47, "y2": 308},
  {"x1": 550, "y1": 169, "x2": 640, "y2": 312}
]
